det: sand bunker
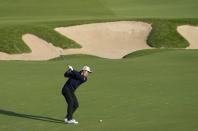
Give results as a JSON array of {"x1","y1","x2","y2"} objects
[
  {"x1": 0, "y1": 21, "x2": 153, "y2": 60},
  {"x1": 177, "y1": 25, "x2": 198, "y2": 49},
  {"x1": 0, "y1": 34, "x2": 63, "y2": 60},
  {"x1": 1, "y1": 22, "x2": 198, "y2": 61},
  {"x1": 55, "y1": 21, "x2": 152, "y2": 59}
]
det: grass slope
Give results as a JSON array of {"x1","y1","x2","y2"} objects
[{"x1": 0, "y1": 50, "x2": 198, "y2": 131}]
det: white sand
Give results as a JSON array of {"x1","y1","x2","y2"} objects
[
  {"x1": 55, "y1": 21, "x2": 152, "y2": 59},
  {"x1": 0, "y1": 34, "x2": 63, "y2": 60},
  {"x1": 177, "y1": 25, "x2": 198, "y2": 49}
]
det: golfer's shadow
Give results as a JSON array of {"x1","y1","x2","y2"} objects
[{"x1": 0, "y1": 109, "x2": 64, "y2": 124}]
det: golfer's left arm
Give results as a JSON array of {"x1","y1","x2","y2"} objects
[{"x1": 64, "y1": 69, "x2": 73, "y2": 78}]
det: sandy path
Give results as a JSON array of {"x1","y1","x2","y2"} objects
[
  {"x1": 0, "y1": 34, "x2": 63, "y2": 60},
  {"x1": 55, "y1": 21, "x2": 152, "y2": 59},
  {"x1": 177, "y1": 25, "x2": 198, "y2": 49}
]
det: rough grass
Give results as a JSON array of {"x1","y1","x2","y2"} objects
[
  {"x1": 146, "y1": 20, "x2": 188, "y2": 48},
  {"x1": 0, "y1": 24, "x2": 80, "y2": 54},
  {"x1": 145, "y1": 19, "x2": 198, "y2": 48}
]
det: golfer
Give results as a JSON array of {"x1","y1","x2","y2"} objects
[{"x1": 62, "y1": 65, "x2": 92, "y2": 124}]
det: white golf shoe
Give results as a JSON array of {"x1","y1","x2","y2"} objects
[
  {"x1": 64, "y1": 118, "x2": 68, "y2": 123},
  {"x1": 66, "y1": 119, "x2": 79, "y2": 124}
]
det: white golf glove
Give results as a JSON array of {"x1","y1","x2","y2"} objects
[{"x1": 68, "y1": 65, "x2": 73, "y2": 71}]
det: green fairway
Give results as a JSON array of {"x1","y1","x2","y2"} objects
[
  {"x1": 0, "y1": 0, "x2": 198, "y2": 21},
  {"x1": 0, "y1": 0, "x2": 198, "y2": 130},
  {"x1": 0, "y1": 50, "x2": 198, "y2": 131}
]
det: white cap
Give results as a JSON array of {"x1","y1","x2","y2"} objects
[{"x1": 82, "y1": 65, "x2": 92, "y2": 73}]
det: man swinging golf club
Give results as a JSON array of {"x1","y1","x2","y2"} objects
[{"x1": 62, "y1": 65, "x2": 92, "y2": 124}]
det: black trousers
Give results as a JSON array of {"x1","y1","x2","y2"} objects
[{"x1": 62, "y1": 86, "x2": 79, "y2": 120}]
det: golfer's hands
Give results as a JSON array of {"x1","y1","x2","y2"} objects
[{"x1": 68, "y1": 65, "x2": 73, "y2": 71}]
